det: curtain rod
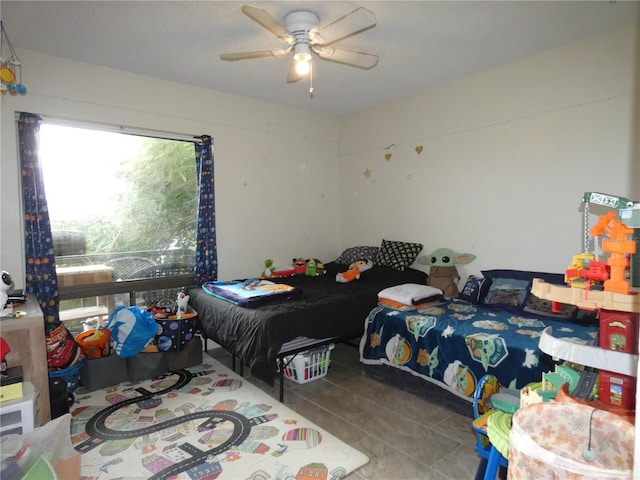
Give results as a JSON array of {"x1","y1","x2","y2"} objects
[{"x1": 16, "y1": 111, "x2": 204, "y2": 144}]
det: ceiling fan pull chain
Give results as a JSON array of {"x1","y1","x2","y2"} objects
[{"x1": 309, "y1": 61, "x2": 314, "y2": 99}]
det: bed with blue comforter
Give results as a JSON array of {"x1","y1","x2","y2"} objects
[{"x1": 360, "y1": 299, "x2": 599, "y2": 401}]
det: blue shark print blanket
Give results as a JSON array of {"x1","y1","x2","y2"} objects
[{"x1": 359, "y1": 299, "x2": 598, "y2": 401}]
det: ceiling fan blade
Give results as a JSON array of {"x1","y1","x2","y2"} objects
[
  {"x1": 220, "y1": 48, "x2": 291, "y2": 61},
  {"x1": 242, "y1": 5, "x2": 290, "y2": 40},
  {"x1": 286, "y1": 60, "x2": 306, "y2": 83},
  {"x1": 314, "y1": 6, "x2": 376, "y2": 45},
  {"x1": 313, "y1": 46, "x2": 378, "y2": 69}
]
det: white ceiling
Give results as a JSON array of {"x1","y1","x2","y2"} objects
[{"x1": 2, "y1": 1, "x2": 639, "y2": 117}]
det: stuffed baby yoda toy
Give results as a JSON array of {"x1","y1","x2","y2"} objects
[{"x1": 418, "y1": 248, "x2": 475, "y2": 298}]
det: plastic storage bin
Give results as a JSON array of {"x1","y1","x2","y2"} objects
[
  {"x1": 48, "y1": 360, "x2": 86, "y2": 394},
  {"x1": 75, "y1": 328, "x2": 110, "y2": 359},
  {"x1": 282, "y1": 344, "x2": 334, "y2": 384}
]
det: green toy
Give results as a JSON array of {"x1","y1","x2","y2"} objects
[
  {"x1": 418, "y1": 247, "x2": 476, "y2": 298},
  {"x1": 305, "y1": 258, "x2": 317, "y2": 276},
  {"x1": 262, "y1": 259, "x2": 274, "y2": 279}
]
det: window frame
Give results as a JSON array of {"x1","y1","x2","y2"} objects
[{"x1": 37, "y1": 116, "x2": 201, "y2": 308}]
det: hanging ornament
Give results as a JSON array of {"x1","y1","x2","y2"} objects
[{"x1": 1, "y1": 21, "x2": 27, "y2": 96}]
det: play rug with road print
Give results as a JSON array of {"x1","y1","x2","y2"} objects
[{"x1": 70, "y1": 353, "x2": 368, "y2": 480}]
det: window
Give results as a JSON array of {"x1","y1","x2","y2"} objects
[{"x1": 38, "y1": 122, "x2": 199, "y2": 331}]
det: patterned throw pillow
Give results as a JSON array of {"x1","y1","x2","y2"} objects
[
  {"x1": 374, "y1": 239, "x2": 424, "y2": 271},
  {"x1": 458, "y1": 275, "x2": 491, "y2": 304},
  {"x1": 523, "y1": 293, "x2": 576, "y2": 318},
  {"x1": 335, "y1": 246, "x2": 379, "y2": 264},
  {"x1": 483, "y1": 277, "x2": 530, "y2": 308}
]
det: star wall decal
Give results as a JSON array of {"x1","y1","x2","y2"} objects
[{"x1": 363, "y1": 168, "x2": 372, "y2": 179}]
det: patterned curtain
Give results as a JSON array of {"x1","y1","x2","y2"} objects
[
  {"x1": 194, "y1": 135, "x2": 218, "y2": 286},
  {"x1": 17, "y1": 112, "x2": 61, "y2": 333}
]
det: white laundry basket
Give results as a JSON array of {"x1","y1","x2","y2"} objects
[{"x1": 282, "y1": 344, "x2": 334, "y2": 384}]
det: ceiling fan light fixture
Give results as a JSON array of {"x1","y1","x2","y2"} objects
[
  {"x1": 293, "y1": 43, "x2": 312, "y2": 76},
  {"x1": 294, "y1": 57, "x2": 311, "y2": 76},
  {"x1": 220, "y1": 5, "x2": 378, "y2": 84}
]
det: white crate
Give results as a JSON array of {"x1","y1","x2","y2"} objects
[{"x1": 282, "y1": 344, "x2": 334, "y2": 384}]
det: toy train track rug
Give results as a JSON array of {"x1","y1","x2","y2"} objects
[{"x1": 70, "y1": 353, "x2": 368, "y2": 480}]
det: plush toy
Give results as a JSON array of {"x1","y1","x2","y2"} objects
[
  {"x1": 418, "y1": 248, "x2": 475, "y2": 298},
  {"x1": 1, "y1": 270, "x2": 12, "y2": 310},
  {"x1": 305, "y1": 258, "x2": 317, "y2": 276},
  {"x1": 175, "y1": 291, "x2": 190, "y2": 316},
  {"x1": 293, "y1": 258, "x2": 306, "y2": 275},
  {"x1": 316, "y1": 260, "x2": 326, "y2": 276},
  {"x1": 336, "y1": 259, "x2": 373, "y2": 283},
  {"x1": 261, "y1": 259, "x2": 274, "y2": 279}
]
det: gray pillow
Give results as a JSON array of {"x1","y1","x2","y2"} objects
[{"x1": 335, "y1": 246, "x2": 379, "y2": 264}]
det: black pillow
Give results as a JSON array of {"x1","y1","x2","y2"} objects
[{"x1": 374, "y1": 239, "x2": 424, "y2": 271}]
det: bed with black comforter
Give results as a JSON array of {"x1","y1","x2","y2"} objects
[{"x1": 187, "y1": 262, "x2": 428, "y2": 385}]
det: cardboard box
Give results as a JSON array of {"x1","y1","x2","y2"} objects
[
  {"x1": 56, "y1": 264, "x2": 113, "y2": 287},
  {"x1": 0, "y1": 366, "x2": 24, "y2": 402},
  {"x1": 80, "y1": 354, "x2": 128, "y2": 392}
]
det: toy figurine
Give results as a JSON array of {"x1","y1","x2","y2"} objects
[{"x1": 1, "y1": 270, "x2": 12, "y2": 310}]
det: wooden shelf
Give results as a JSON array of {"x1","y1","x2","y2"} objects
[{"x1": 1, "y1": 297, "x2": 51, "y2": 425}]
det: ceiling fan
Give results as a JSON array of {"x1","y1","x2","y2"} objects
[{"x1": 220, "y1": 5, "x2": 379, "y2": 84}]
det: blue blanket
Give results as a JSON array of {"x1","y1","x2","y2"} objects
[
  {"x1": 360, "y1": 299, "x2": 599, "y2": 401},
  {"x1": 202, "y1": 279, "x2": 301, "y2": 307}
]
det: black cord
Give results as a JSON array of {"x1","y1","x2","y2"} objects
[{"x1": 582, "y1": 408, "x2": 598, "y2": 462}]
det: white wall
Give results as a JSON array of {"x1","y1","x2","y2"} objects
[
  {"x1": 0, "y1": 51, "x2": 341, "y2": 288},
  {"x1": 2, "y1": 25, "x2": 638, "y2": 289},
  {"x1": 337, "y1": 24, "x2": 639, "y2": 282}
]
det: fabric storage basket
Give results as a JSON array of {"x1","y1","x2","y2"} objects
[
  {"x1": 282, "y1": 344, "x2": 334, "y2": 384},
  {"x1": 508, "y1": 402, "x2": 634, "y2": 479},
  {"x1": 150, "y1": 308, "x2": 198, "y2": 352}
]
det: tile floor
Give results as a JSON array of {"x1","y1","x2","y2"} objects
[{"x1": 207, "y1": 342, "x2": 482, "y2": 480}]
